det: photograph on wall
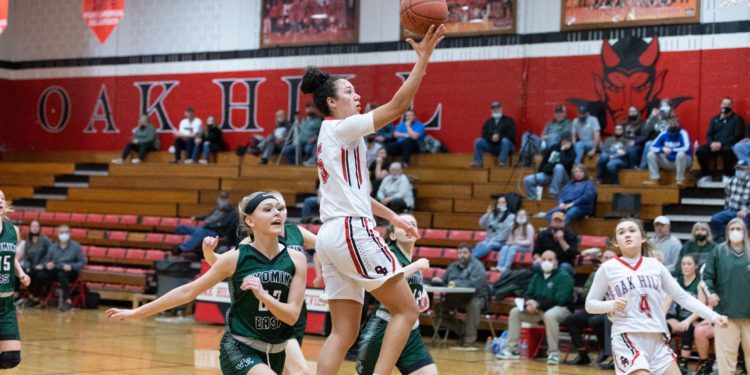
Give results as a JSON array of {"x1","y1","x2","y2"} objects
[
  {"x1": 261, "y1": 0, "x2": 358, "y2": 48},
  {"x1": 561, "y1": 0, "x2": 700, "y2": 31},
  {"x1": 403, "y1": 0, "x2": 515, "y2": 38}
]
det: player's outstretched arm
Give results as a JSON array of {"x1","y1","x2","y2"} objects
[
  {"x1": 403, "y1": 258, "x2": 430, "y2": 278},
  {"x1": 241, "y1": 250, "x2": 307, "y2": 326},
  {"x1": 370, "y1": 197, "x2": 420, "y2": 239},
  {"x1": 106, "y1": 251, "x2": 237, "y2": 321}
]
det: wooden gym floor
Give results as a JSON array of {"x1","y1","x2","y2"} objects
[{"x1": 9, "y1": 308, "x2": 608, "y2": 374}]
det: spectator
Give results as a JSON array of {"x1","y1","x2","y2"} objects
[
  {"x1": 495, "y1": 209, "x2": 534, "y2": 273},
  {"x1": 650, "y1": 216, "x2": 682, "y2": 274},
  {"x1": 597, "y1": 124, "x2": 631, "y2": 184},
  {"x1": 523, "y1": 133, "x2": 576, "y2": 199},
  {"x1": 385, "y1": 110, "x2": 425, "y2": 166},
  {"x1": 701, "y1": 218, "x2": 750, "y2": 375},
  {"x1": 375, "y1": 162, "x2": 414, "y2": 213},
  {"x1": 369, "y1": 148, "x2": 391, "y2": 196},
  {"x1": 431, "y1": 244, "x2": 489, "y2": 348},
  {"x1": 532, "y1": 211, "x2": 579, "y2": 275},
  {"x1": 284, "y1": 103, "x2": 322, "y2": 166},
  {"x1": 173, "y1": 191, "x2": 239, "y2": 254},
  {"x1": 697, "y1": 97, "x2": 744, "y2": 185},
  {"x1": 17, "y1": 220, "x2": 52, "y2": 308},
  {"x1": 112, "y1": 115, "x2": 158, "y2": 164},
  {"x1": 639, "y1": 98, "x2": 673, "y2": 169},
  {"x1": 664, "y1": 254, "x2": 708, "y2": 375},
  {"x1": 623, "y1": 105, "x2": 646, "y2": 168},
  {"x1": 172, "y1": 107, "x2": 202, "y2": 163},
  {"x1": 546, "y1": 164, "x2": 596, "y2": 225},
  {"x1": 732, "y1": 120, "x2": 750, "y2": 167},
  {"x1": 571, "y1": 105, "x2": 601, "y2": 164},
  {"x1": 644, "y1": 116, "x2": 692, "y2": 186},
  {"x1": 496, "y1": 250, "x2": 574, "y2": 365},
  {"x1": 709, "y1": 161, "x2": 750, "y2": 242},
  {"x1": 675, "y1": 222, "x2": 716, "y2": 278},
  {"x1": 519, "y1": 104, "x2": 571, "y2": 165},
  {"x1": 260, "y1": 110, "x2": 291, "y2": 164},
  {"x1": 301, "y1": 189, "x2": 321, "y2": 223},
  {"x1": 565, "y1": 249, "x2": 617, "y2": 367},
  {"x1": 472, "y1": 195, "x2": 515, "y2": 259},
  {"x1": 38, "y1": 225, "x2": 85, "y2": 312},
  {"x1": 471, "y1": 101, "x2": 516, "y2": 167},
  {"x1": 190, "y1": 115, "x2": 225, "y2": 164}
]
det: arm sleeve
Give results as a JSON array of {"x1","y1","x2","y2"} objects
[
  {"x1": 673, "y1": 130, "x2": 690, "y2": 153},
  {"x1": 661, "y1": 266, "x2": 719, "y2": 322},
  {"x1": 479, "y1": 212, "x2": 492, "y2": 230},
  {"x1": 651, "y1": 133, "x2": 665, "y2": 152},
  {"x1": 376, "y1": 178, "x2": 387, "y2": 200},
  {"x1": 414, "y1": 122, "x2": 426, "y2": 138},
  {"x1": 582, "y1": 272, "x2": 596, "y2": 300},
  {"x1": 573, "y1": 182, "x2": 596, "y2": 207},
  {"x1": 706, "y1": 121, "x2": 716, "y2": 144},
  {"x1": 71, "y1": 244, "x2": 86, "y2": 271},
  {"x1": 585, "y1": 266, "x2": 616, "y2": 314},
  {"x1": 552, "y1": 274, "x2": 574, "y2": 307},
  {"x1": 701, "y1": 251, "x2": 717, "y2": 295},
  {"x1": 393, "y1": 176, "x2": 411, "y2": 199},
  {"x1": 334, "y1": 111, "x2": 375, "y2": 146}
]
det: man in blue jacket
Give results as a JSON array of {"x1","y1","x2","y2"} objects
[{"x1": 644, "y1": 116, "x2": 692, "y2": 186}]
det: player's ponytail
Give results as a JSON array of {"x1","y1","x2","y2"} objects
[{"x1": 301, "y1": 66, "x2": 338, "y2": 116}]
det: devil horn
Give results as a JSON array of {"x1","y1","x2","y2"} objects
[
  {"x1": 639, "y1": 35, "x2": 660, "y2": 67},
  {"x1": 601, "y1": 39, "x2": 620, "y2": 68}
]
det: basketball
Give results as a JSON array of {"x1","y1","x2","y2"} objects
[{"x1": 400, "y1": 0, "x2": 448, "y2": 36}]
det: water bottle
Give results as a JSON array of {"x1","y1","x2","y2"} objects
[
  {"x1": 520, "y1": 341, "x2": 528, "y2": 358},
  {"x1": 485, "y1": 336, "x2": 493, "y2": 353},
  {"x1": 492, "y1": 336, "x2": 501, "y2": 355}
]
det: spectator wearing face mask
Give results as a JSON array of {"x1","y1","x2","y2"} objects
[
  {"x1": 639, "y1": 98, "x2": 673, "y2": 169},
  {"x1": 644, "y1": 116, "x2": 692, "y2": 187},
  {"x1": 697, "y1": 97, "x2": 745, "y2": 185},
  {"x1": 597, "y1": 124, "x2": 631, "y2": 184},
  {"x1": 17, "y1": 220, "x2": 52, "y2": 308},
  {"x1": 375, "y1": 162, "x2": 414, "y2": 213},
  {"x1": 172, "y1": 191, "x2": 239, "y2": 254},
  {"x1": 622, "y1": 106, "x2": 646, "y2": 168},
  {"x1": 471, "y1": 101, "x2": 516, "y2": 168},
  {"x1": 571, "y1": 105, "x2": 601, "y2": 165},
  {"x1": 532, "y1": 211, "x2": 579, "y2": 276},
  {"x1": 709, "y1": 161, "x2": 750, "y2": 242},
  {"x1": 37, "y1": 225, "x2": 85, "y2": 312},
  {"x1": 472, "y1": 195, "x2": 515, "y2": 259},
  {"x1": 496, "y1": 250, "x2": 574, "y2": 365},
  {"x1": 675, "y1": 222, "x2": 716, "y2": 278},
  {"x1": 494, "y1": 209, "x2": 534, "y2": 273}
]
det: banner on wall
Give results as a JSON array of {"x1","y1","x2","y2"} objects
[
  {"x1": 82, "y1": 0, "x2": 125, "y2": 44},
  {"x1": 561, "y1": 0, "x2": 700, "y2": 31},
  {"x1": 0, "y1": 0, "x2": 8, "y2": 36}
]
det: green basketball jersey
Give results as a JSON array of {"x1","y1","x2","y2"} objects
[
  {"x1": 0, "y1": 221, "x2": 17, "y2": 294},
  {"x1": 226, "y1": 244, "x2": 296, "y2": 344},
  {"x1": 376, "y1": 244, "x2": 424, "y2": 314},
  {"x1": 282, "y1": 223, "x2": 304, "y2": 253}
]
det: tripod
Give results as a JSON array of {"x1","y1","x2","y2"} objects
[{"x1": 275, "y1": 113, "x2": 301, "y2": 166}]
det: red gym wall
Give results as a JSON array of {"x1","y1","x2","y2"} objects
[{"x1": 1, "y1": 46, "x2": 748, "y2": 154}]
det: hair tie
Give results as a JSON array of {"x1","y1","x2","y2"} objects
[{"x1": 244, "y1": 193, "x2": 278, "y2": 215}]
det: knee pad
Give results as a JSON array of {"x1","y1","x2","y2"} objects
[{"x1": 0, "y1": 351, "x2": 21, "y2": 369}]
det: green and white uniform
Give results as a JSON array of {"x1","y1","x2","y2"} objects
[
  {"x1": 219, "y1": 244, "x2": 296, "y2": 375},
  {"x1": 281, "y1": 223, "x2": 308, "y2": 344},
  {"x1": 0, "y1": 220, "x2": 19, "y2": 341},
  {"x1": 356, "y1": 243, "x2": 434, "y2": 375}
]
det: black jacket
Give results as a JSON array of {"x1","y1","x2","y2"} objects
[
  {"x1": 538, "y1": 144, "x2": 576, "y2": 175},
  {"x1": 706, "y1": 113, "x2": 744, "y2": 146},
  {"x1": 532, "y1": 228, "x2": 580, "y2": 266},
  {"x1": 202, "y1": 205, "x2": 239, "y2": 241},
  {"x1": 481, "y1": 116, "x2": 515, "y2": 146},
  {"x1": 203, "y1": 125, "x2": 226, "y2": 150}
]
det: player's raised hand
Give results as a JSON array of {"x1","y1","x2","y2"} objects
[
  {"x1": 611, "y1": 297, "x2": 628, "y2": 313},
  {"x1": 105, "y1": 308, "x2": 140, "y2": 321},
  {"x1": 413, "y1": 258, "x2": 430, "y2": 271},
  {"x1": 707, "y1": 293, "x2": 720, "y2": 308},
  {"x1": 713, "y1": 315, "x2": 729, "y2": 328},
  {"x1": 391, "y1": 214, "x2": 421, "y2": 240},
  {"x1": 405, "y1": 24, "x2": 446, "y2": 60}
]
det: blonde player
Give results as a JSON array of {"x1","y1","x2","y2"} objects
[
  {"x1": 299, "y1": 24, "x2": 445, "y2": 375},
  {"x1": 586, "y1": 218, "x2": 729, "y2": 375}
]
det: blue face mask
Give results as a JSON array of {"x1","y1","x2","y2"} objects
[
  {"x1": 660, "y1": 105, "x2": 671, "y2": 114},
  {"x1": 498, "y1": 205, "x2": 507, "y2": 212},
  {"x1": 492, "y1": 112, "x2": 502, "y2": 119},
  {"x1": 737, "y1": 170, "x2": 748, "y2": 179}
]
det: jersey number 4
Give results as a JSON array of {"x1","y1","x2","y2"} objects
[
  {"x1": 639, "y1": 294, "x2": 653, "y2": 318},
  {"x1": 259, "y1": 290, "x2": 282, "y2": 312}
]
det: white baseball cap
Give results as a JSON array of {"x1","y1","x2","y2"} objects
[{"x1": 653, "y1": 216, "x2": 670, "y2": 225}]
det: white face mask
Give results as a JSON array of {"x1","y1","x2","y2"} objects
[
  {"x1": 541, "y1": 261, "x2": 555, "y2": 273},
  {"x1": 660, "y1": 105, "x2": 671, "y2": 114},
  {"x1": 492, "y1": 112, "x2": 502, "y2": 119},
  {"x1": 729, "y1": 231, "x2": 745, "y2": 243},
  {"x1": 58, "y1": 233, "x2": 70, "y2": 243},
  {"x1": 516, "y1": 216, "x2": 527, "y2": 224}
]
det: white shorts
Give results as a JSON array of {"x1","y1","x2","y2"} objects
[
  {"x1": 612, "y1": 333, "x2": 676, "y2": 375},
  {"x1": 315, "y1": 217, "x2": 403, "y2": 302}
]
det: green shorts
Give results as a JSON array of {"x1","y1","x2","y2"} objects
[
  {"x1": 356, "y1": 316, "x2": 434, "y2": 375},
  {"x1": 219, "y1": 332, "x2": 285, "y2": 375},
  {"x1": 292, "y1": 302, "x2": 307, "y2": 344},
  {"x1": 0, "y1": 297, "x2": 19, "y2": 341}
]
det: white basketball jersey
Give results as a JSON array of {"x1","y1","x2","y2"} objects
[{"x1": 316, "y1": 112, "x2": 374, "y2": 222}]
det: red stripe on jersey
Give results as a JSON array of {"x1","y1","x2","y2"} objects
[
  {"x1": 344, "y1": 217, "x2": 371, "y2": 279},
  {"x1": 362, "y1": 218, "x2": 396, "y2": 273},
  {"x1": 614, "y1": 256, "x2": 644, "y2": 271},
  {"x1": 341, "y1": 148, "x2": 348, "y2": 184},
  {"x1": 622, "y1": 333, "x2": 641, "y2": 364},
  {"x1": 354, "y1": 146, "x2": 363, "y2": 185}
]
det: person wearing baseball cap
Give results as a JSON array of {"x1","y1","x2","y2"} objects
[
  {"x1": 471, "y1": 100, "x2": 516, "y2": 168},
  {"x1": 709, "y1": 160, "x2": 750, "y2": 242},
  {"x1": 518, "y1": 104, "x2": 572, "y2": 167},
  {"x1": 650, "y1": 215, "x2": 681, "y2": 273},
  {"x1": 571, "y1": 104, "x2": 601, "y2": 165}
]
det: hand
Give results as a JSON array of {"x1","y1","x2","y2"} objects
[
  {"x1": 105, "y1": 308, "x2": 142, "y2": 321},
  {"x1": 202, "y1": 236, "x2": 220, "y2": 254},
  {"x1": 628, "y1": 140, "x2": 635, "y2": 147},
  {"x1": 405, "y1": 24, "x2": 446, "y2": 61},
  {"x1": 558, "y1": 203, "x2": 566, "y2": 210},
  {"x1": 240, "y1": 276, "x2": 266, "y2": 299},
  {"x1": 487, "y1": 205, "x2": 494, "y2": 214},
  {"x1": 133, "y1": 139, "x2": 139, "y2": 144},
  {"x1": 413, "y1": 258, "x2": 430, "y2": 271},
  {"x1": 418, "y1": 292, "x2": 431, "y2": 313},
  {"x1": 738, "y1": 210, "x2": 748, "y2": 219},
  {"x1": 711, "y1": 142, "x2": 721, "y2": 152},
  {"x1": 18, "y1": 273, "x2": 30, "y2": 288},
  {"x1": 651, "y1": 108, "x2": 661, "y2": 117},
  {"x1": 674, "y1": 320, "x2": 690, "y2": 333},
  {"x1": 713, "y1": 315, "x2": 729, "y2": 328},
  {"x1": 617, "y1": 149, "x2": 626, "y2": 156},
  {"x1": 587, "y1": 149, "x2": 596, "y2": 157},
  {"x1": 376, "y1": 156, "x2": 384, "y2": 165},
  {"x1": 708, "y1": 294, "x2": 720, "y2": 308},
  {"x1": 663, "y1": 147, "x2": 672, "y2": 155},
  {"x1": 390, "y1": 214, "x2": 420, "y2": 239},
  {"x1": 491, "y1": 134, "x2": 500, "y2": 143},
  {"x1": 194, "y1": 138, "x2": 202, "y2": 145},
  {"x1": 46, "y1": 262, "x2": 54, "y2": 270},
  {"x1": 62, "y1": 264, "x2": 72, "y2": 272},
  {"x1": 312, "y1": 275, "x2": 324, "y2": 289},
  {"x1": 525, "y1": 300, "x2": 539, "y2": 314},
  {"x1": 611, "y1": 297, "x2": 628, "y2": 313},
  {"x1": 553, "y1": 230, "x2": 565, "y2": 242}
]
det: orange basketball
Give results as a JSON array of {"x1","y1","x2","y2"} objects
[{"x1": 400, "y1": 0, "x2": 448, "y2": 36}]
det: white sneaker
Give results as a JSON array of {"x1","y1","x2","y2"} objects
[
  {"x1": 547, "y1": 351, "x2": 560, "y2": 365},
  {"x1": 199, "y1": 159, "x2": 208, "y2": 165},
  {"x1": 495, "y1": 349, "x2": 521, "y2": 360},
  {"x1": 131, "y1": 158, "x2": 141, "y2": 164},
  {"x1": 697, "y1": 176, "x2": 713, "y2": 185},
  {"x1": 111, "y1": 158, "x2": 124, "y2": 164},
  {"x1": 184, "y1": 159, "x2": 194, "y2": 164}
]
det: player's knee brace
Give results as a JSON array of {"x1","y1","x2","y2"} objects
[{"x1": 0, "y1": 351, "x2": 21, "y2": 369}]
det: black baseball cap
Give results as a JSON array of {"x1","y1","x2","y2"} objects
[
  {"x1": 491, "y1": 101, "x2": 502, "y2": 108},
  {"x1": 554, "y1": 104, "x2": 565, "y2": 113}
]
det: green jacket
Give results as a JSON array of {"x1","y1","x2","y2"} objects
[
  {"x1": 674, "y1": 240, "x2": 717, "y2": 277},
  {"x1": 133, "y1": 124, "x2": 158, "y2": 148},
  {"x1": 702, "y1": 244, "x2": 750, "y2": 318},
  {"x1": 523, "y1": 268, "x2": 574, "y2": 312}
]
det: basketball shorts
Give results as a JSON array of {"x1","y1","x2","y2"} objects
[
  {"x1": 0, "y1": 297, "x2": 19, "y2": 341},
  {"x1": 612, "y1": 332, "x2": 676, "y2": 375},
  {"x1": 219, "y1": 332, "x2": 285, "y2": 375},
  {"x1": 356, "y1": 316, "x2": 434, "y2": 375},
  {"x1": 316, "y1": 217, "x2": 403, "y2": 302}
]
